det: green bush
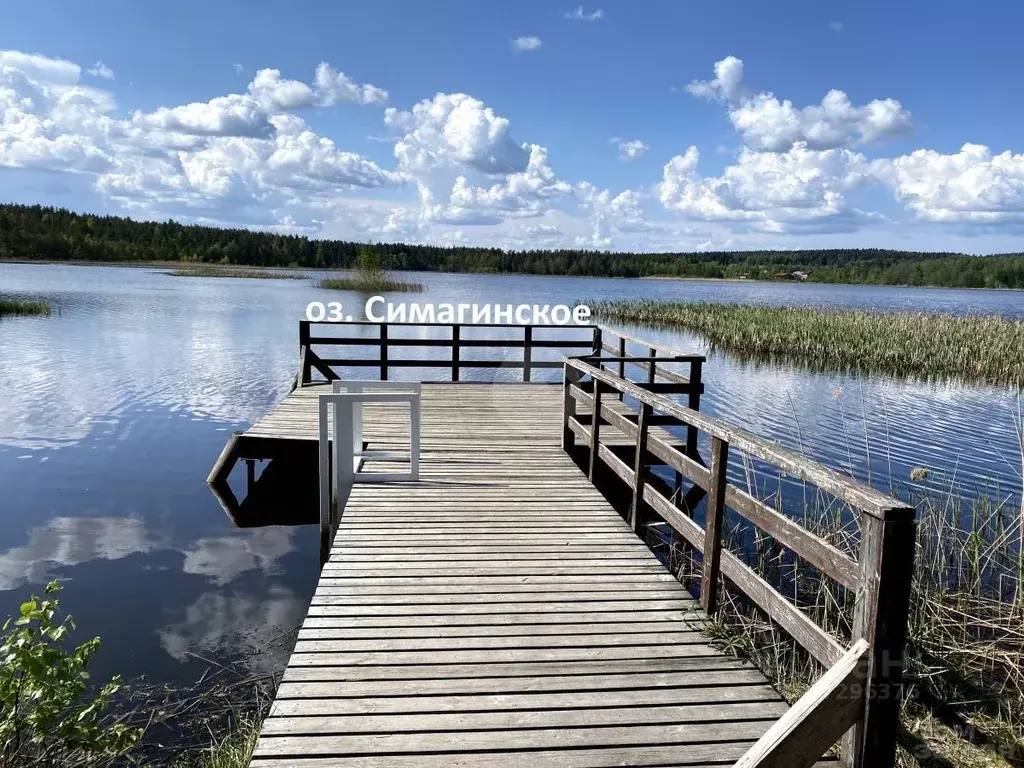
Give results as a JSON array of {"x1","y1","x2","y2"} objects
[{"x1": 0, "y1": 581, "x2": 142, "y2": 766}]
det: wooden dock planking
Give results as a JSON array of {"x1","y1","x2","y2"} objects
[
  {"x1": 249, "y1": 383, "x2": 838, "y2": 767},
  {"x1": 244, "y1": 381, "x2": 685, "y2": 452}
]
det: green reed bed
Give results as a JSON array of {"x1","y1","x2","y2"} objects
[
  {"x1": 591, "y1": 301, "x2": 1024, "y2": 387},
  {"x1": 166, "y1": 266, "x2": 307, "y2": 279},
  {"x1": 319, "y1": 275, "x2": 424, "y2": 293},
  {"x1": 0, "y1": 295, "x2": 51, "y2": 317}
]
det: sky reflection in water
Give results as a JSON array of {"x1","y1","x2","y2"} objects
[{"x1": 0, "y1": 262, "x2": 1021, "y2": 686}]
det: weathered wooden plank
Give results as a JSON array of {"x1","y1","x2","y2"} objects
[
  {"x1": 294, "y1": 620, "x2": 701, "y2": 636},
  {"x1": 310, "y1": 590, "x2": 692, "y2": 604},
  {"x1": 252, "y1": 721, "x2": 776, "y2": 757},
  {"x1": 281, "y1": 611, "x2": 697, "y2": 628},
  {"x1": 280, "y1": 655, "x2": 753, "y2": 683},
  {"x1": 260, "y1": 700, "x2": 788, "y2": 735},
  {"x1": 290, "y1": 630, "x2": 707, "y2": 651},
  {"x1": 247, "y1": 743, "x2": 789, "y2": 768}
]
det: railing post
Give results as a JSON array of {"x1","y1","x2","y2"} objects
[
  {"x1": 318, "y1": 396, "x2": 331, "y2": 565},
  {"x1": 686, "y1": 358, "x2": 703, "y2": 460},
  {"x1": 299, "y1": 320, "x2": 311, "y2": 385},
  {"x1": 592, "y1": 326, "x2": 603, "y2": 357},
  {"x1": 561, "y1": 362, "x2": 579, "y2": 452},
  {"x1": 588, "y1": 380, "x2": 603, "y2": 482},
  {"x1": 700, "y1": 436, "x2": 730, "y2": 614},
  {"x1": 629, "y1": 402, "x2": 652, "y2": 534},
  {"x1": 647, "y1": 348, "x2": 657, "y2": 384},
  {"x1": 523, "y1": 326, "x2": 532, "y2": 382},
  {"x1": 452, "y1": 325, "x2": 460, "y2": 381},
  {"x1": 617, "y1": 336, "x2": 626, "y2": 400},
  {"x1": 846, "y1": 507, "x2": 917, "y2": 768},
  {"x1": 379, "y1": 323, "x2": 388, "y2": 381}
]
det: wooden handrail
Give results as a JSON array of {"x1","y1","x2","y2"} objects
[
  {"x1": 567, "y1": 356, "x2": 910, "y2": 520},
  {"x1": 299, "y1": 320, "x2": 602, "y2": 384},
  {"x1": 562, "y1": 355, "x2": 916, "y2": 767},
  {"x1": 734, "y1": 639, "x2": 871, "y2": 768}
]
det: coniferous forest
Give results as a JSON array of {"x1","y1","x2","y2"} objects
[{"x1": 3, "y1": 202, "x2": 1024, "y2": 289}]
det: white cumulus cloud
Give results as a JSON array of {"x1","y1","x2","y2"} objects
[
  {"x1": 132, "y1": 94, "x2": 271, "y2": 138},
  {"x1": 565, "y1": 6, "x2": 604, "y2": 21},
  {"x1": 389, "y1": 92, "x2": 530, "y2": 175},
  {"x1": 877, "y1": 143, "x2": 1024, "y2": 224},
  {"x1": 686, "y1": 56, "x2": 747, "y2": 102},
  {"x1": 444, "y1": 144, "x2": 572, "y2": 221},
  {"x1": 614, "y1": 138, "x2": 649, "y2": 161},
  {"x1": 659, "y1": 143, "x2": 878, "y2": 232},
  {"x1": 87, "y1": 61, "x2": 114, "y2": 79},
  {"x1": 512, "y1": 36, "x2": 543, "y2": 52},
  {"x1": 689, "y1": 56, "x2": 913, "y2": 152},
  {"x1": 313, "y1": 62, "x2": 388, "y2": 106}
]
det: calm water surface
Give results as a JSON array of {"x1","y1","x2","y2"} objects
[{"x1": 0, "y1": 262, "x2": 1021, "y2": 686}]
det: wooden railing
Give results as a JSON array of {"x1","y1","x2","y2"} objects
[
  {"x1": 562, "y1": 355, "x2": 916, "y2": 768},
  {"x1": 297, "y1": 321, "x2": 705, "y2": 391},
  {"x1": 298, "y1": 320, "x2": 597, "y2": 384}
]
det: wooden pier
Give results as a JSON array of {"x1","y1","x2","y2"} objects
[{"x1": 210, "y1": 321, "x2": 916, "y2": 768}]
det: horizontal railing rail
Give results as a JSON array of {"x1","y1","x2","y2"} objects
[
  {"x1": 299, "y1": 320, "x2": 599, "y2": 384},
  {"x1": 297, "y1": 321, "x2": 708, "y2": 389},
  {"x1": 561, "y1": 354, "x2": 915, "y2": 768}
]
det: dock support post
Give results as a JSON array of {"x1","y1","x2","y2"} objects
[
  {"x1": 207, "y1": 431, "x2": 242, "y2": 486},
  {"x1": 380, "y1": 324, "x2": 388, "y2": 381}
]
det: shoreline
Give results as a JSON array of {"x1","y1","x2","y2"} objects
[{"x1": 3, "y1": 257, "x2": 1024, "y2": 293}]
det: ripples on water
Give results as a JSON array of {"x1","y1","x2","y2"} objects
[{"x1": 0, "y1": 263, "x2": 1021, "y2": 686}]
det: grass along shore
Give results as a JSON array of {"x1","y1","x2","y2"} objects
[
  {"x1": 318, "y1": 275, "x2": 424, "y2": 292},
  {"x1": 591, "y1": 300, "x2": 1024, "y2": 387},
  {"x1": 166, "y1": 266, "x2": 307, "y2": 279},
  {"x1": 0, "y1": 295, "x2": 51, "y2": 317}
]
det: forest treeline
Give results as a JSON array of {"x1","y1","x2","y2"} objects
[{"x1": 3, "y1": 203, "x2": 1024, "y2": 289}]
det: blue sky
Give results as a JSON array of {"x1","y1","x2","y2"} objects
[{"x1": 3, "y1": 0, "x2": 1024, "y2": 253}]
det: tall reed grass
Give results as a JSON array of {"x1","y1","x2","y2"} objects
[
  {"x1": 591, "y1": 300, "x2": 1024, "y2": 387},
  {"x1": 318, "y1": 275, "x2": 424, "y2": 292},
  {"x1": 0, "y1": 295, "x2": 51, "y2": 317},
  {"x1": 166, "y1": 266, "x2": 306, "y2": 279}
]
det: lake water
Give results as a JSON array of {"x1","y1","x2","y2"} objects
[{"x1": 0, "y1": 262, "x2": 1021, "y2": 688}]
